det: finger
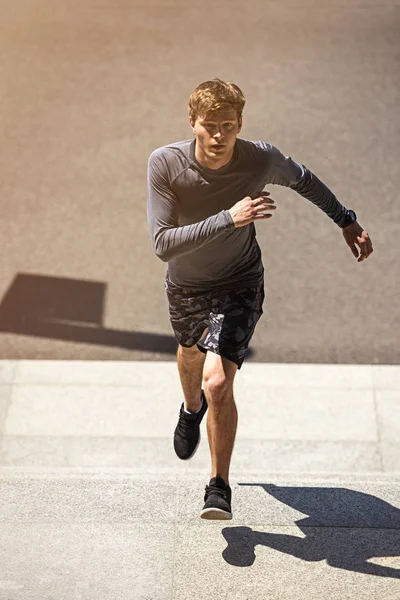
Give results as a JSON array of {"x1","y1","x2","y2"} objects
[
  {"x1": 357, "y1": 235, "x2": 369, "y2": 258},
  {"x1": 365, "y1": 240, "x2": 373, "y2": 258},
  {"x1": 258, "y1": 204, "x2": 276, "y2": 213},
  {"x1": 349, "y1": 241, "x2": 359, "y2": 259},
  {"x1": 255, "y1": 201, "x2": 276, "y2": 214},
  {"x1": 251, "y1": 190, "x2": 269, "y2": 200},
  {"x1": 358, "y1": 242, "x2": 374, "y2": 262},
  {"x1": 254, "y1": 213, "x2": 273, "y2": 220},
  {"x1": 253, "y1": 196, "x2": 275, "y2": 206},
  {"x1": 364, "y1": 232, "x2": 373, "y2": 256},
  {"x1": 356, "y1": 234, "x2": 371, "y2": 262}
]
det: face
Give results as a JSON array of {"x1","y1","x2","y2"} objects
[{"x1": 190, "y1": 108, "x2": 242, "y2": 168}]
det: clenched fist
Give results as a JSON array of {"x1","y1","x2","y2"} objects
[
  {"x1": 342, "y1": 221, "x2": 374, "y2": 262},
  {"x1": 229, "y1": 191, "x2": 276, "y2": 228}
]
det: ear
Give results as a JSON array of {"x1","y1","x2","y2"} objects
[
  {"x1": 189, "y1": 116, "x2": 195, "y2": 130},
  {"x1": 237, "y1": 115, "x2": 242, "y2": 133}
]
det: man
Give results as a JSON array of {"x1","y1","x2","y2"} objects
[{"x1": 147, "y1": 78, "x2": 373, "y2": 520}]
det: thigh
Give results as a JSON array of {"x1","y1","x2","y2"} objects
[
  {"x1": 203, "y1": 350, "x2": 239, "y2": 387},
  {"x1": 165, "y1": 279, "x2": 211, "y2": 348},
  {"x1": 198, "y1": 282, "x2": 265, "y2": 369}
]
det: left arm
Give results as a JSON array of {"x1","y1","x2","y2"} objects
[{"x1": 264, "y1": 144, "x2": 374, "y2": 262}]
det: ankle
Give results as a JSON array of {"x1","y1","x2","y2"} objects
[
  {"x1": 184, "y1": 391, "x2": 203, "y2": 413},
  {"x1": 211, "y1": 473, "x2": 230, "y2": 487}
]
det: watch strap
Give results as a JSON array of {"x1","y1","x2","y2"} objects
[{"x1": 340, "y1": 209, "x2": 357, "y2": 228}]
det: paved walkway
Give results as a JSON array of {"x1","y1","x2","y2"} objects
[
  {"x1": 1, "y1": 0, "x2": 399, "y2": 364},
  {"x1": 1, "y1": 361, "x2": 399, "y2": 598}
]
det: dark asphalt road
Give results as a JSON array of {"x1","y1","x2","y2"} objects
[{"x1": 1, "y1": 0, "x2": 399, "y2": 363}]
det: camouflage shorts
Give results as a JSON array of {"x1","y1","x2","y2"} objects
[{"x1": 164, "y1": 276, "x2": 265, "y2": 369}]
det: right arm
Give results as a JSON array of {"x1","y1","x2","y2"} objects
[{"x1": 147, "y1": 150, "x2": 235, "y2": 262}]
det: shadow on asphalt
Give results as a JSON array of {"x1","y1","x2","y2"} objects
[
  {"x1": 221, "y1": 484, "x2": 400, "y2": 578},
  {"x1": 0, "y1": 273, "x2": 177, "y2": 352},
  {"x1": 0, "y1": 273, "x2": 255, "y2": 357}
]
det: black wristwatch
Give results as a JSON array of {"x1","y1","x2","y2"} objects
[{"x1": 340, "y1": 209, "x2": 357, "y2": 228}]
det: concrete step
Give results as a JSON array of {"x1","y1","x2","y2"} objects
[
  {"x1": 1, "y1": 360, "x2": 399, "y2": 474},
  {"x1": 1, "y1": 467, "x2": 399, "y2": 528},
  {"x1": 1, "y1": 469, "x2": 399, "y2": 599},
  {"x1": 0, "y1": 435, "x2": 398, "y2": 475},
  {"x1": 1, "y1": 361, "x2": 399, "y2": 598}
]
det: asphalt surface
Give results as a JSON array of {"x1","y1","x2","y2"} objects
[{"x1": 1, "y1": 0, "x2": 399, "y2": 363}]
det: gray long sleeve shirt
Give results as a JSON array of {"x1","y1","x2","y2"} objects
[{"x1": 147, "y1": 138, "x2": 348, "y2": 291}]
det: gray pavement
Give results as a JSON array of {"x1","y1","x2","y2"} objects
[
  {"x1": 1, "y1": 0, "x2": 399, "y2": 363},
  {"x1": 1, "y1": 0, "x2": 399, "y2": 597},
  {"x1": 1, "y1": 360, "x2": 399, "y2": 598}
]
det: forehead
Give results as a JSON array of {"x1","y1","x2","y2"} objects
[{"x1": 198, "y1": 109, "x2": 238, "y2": 122}]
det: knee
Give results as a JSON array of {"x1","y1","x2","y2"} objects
[{"x1": 203, "y1": 370, "x2": 232, "y2": 402}]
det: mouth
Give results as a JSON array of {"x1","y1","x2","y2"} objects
[{"x1": 212, "y1": 144, "x2": 225, "y2": 150}]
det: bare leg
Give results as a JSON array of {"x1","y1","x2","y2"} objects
[
  {"x1": 203, "y1": 352, "x2": 238, "y2": 486},
  {"x1": 176, "y1": 327, "x2": 208, "y2": 411}
]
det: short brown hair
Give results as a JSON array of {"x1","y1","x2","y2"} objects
[{"x1": 188, "y1": 78, "x2": 246, "y2": 122}]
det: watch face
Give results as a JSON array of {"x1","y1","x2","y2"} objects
[
  {"x1": 348, "y1": 210, "x2": 357, "y2": 223},
  {"x1": 342, "y1": 209, "x2": 357, "y2": 228}
]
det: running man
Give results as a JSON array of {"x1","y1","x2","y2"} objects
[{"x1": 146, "y1": 78, "x2": 373, "y2": 520}]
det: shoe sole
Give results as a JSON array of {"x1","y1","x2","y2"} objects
[
  {"x1": 175, "y1": 431, "x2": 201, "y2": 461},
  {"x1": 200, "y1": 507, "x2": 232, "y2": 520}
]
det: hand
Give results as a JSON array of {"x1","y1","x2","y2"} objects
[
  {"x1": 342, "y1": 222, "x2": 373, "y2": 262},
  {"x1": 229, "y1": 191, "x2": 276, "y2": 228}
]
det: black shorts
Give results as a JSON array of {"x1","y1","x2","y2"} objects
[{"x1": 164, "y1": 276, "x2": 265, "y2": 369}]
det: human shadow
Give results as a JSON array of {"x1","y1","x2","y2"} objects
[
  {"x1": 0, "y1": 272, "x2": 255, "y2": 357},
  {"x1": 221, "y1": 484, "x2": 400, "y2": 578}
]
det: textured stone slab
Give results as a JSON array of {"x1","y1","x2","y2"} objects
[
  {"x1": 230, "y1": 439, "x2": 383, "y2": 473},
  {"x1": 1, "y1": 469, "x2": 399, "y2": 483},
  {"x1": 0, "y1": 361, "x2": 17, "y2": 384},
  {"x1": 13, "y1": 360, "x2": 181, "y2": 387},
  {"x1": 0, "y1": 435, "x2": 181, "y2": 470},
  {"x1": 372, "y1": 366, "x2": 400, "y2": 389},
  {"x1": 13, "y1": 361, "x2": 383, "y2": 390},
  {"x1": 0, "y1": 522, "x2": 174, "y2": 600},
  {"x1": 237, "y1": 363, "x2": 374, "y2": 389},
  {"x1": 376, "y1": 390, "x2": 400, "y2": 442},
  {"x1": 4, "y1": 384, "x2": 180, "y2": 437},
  {"x1": 173, "y1": 523, "x2": 400, "y2": 600},
  {"x1": 235, "y1": 387, "x2": 377, "y2": 441},
  {"x1": 381, "y1": 443, "x2": 400, "y2": 472},
  {"x1": 0, "y1": 435, "x2": 384, "y2": 474},
  {"x1": 5, "y1": 382, "x2": 378, "y2": 441},
  {"x1": 0, "y1": 384, "x2": 13, "y2": 436},
  {"x1": 175, "y1": 479, "x2": 400, "y2": 528},
  {"x1": 5, "y1": 384, "x2": 377, "y2": 441},
  {"x1": 0, "y1": 476, "x2": 176, "y2": 523},
  {"x1": 183, "y1": 437, "x2": 385, "y2": 475}
]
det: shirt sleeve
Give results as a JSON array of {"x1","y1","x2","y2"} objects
[
  {"x1": 147, "y1": 150, "x2": 235, "y2": 262},
  {"x1": 262, "y1": 142, "x2": 348, "y2": 226}
]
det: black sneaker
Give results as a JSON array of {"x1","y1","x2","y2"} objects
[
  {"x1": 173, "y1": 390, "x2": 208, "y2": 460},
  {"x1": 201, "y1": 475, "x2": 232, "y2": 520}
]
